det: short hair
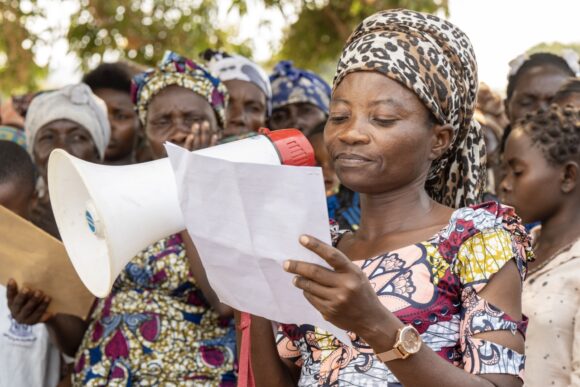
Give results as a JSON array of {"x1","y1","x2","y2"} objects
[
  {"x1": 514, "y1": 104, "x2": 580, "y2": 165},
  {"x1": 82, "y1": 62, "x2": 136, "y2": 94},
  {"x1": 0, "y1": 141, "x2": 36, "y2": 189},
  {"x1": 553, "y1": 78, "x2": 580, "y2": 104},
  {"x1": 506, "y1": 53, "x2": 576, "y2": 102}
]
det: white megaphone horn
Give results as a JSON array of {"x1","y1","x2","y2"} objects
[{"x1": 48, "y1": 128, "x2": 315, "y2": 297}]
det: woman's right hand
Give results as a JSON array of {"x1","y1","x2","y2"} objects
[{"x1": 6, "y1": 278, "x2": 52, "y2": 325}]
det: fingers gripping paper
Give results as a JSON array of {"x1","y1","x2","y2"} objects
[
  {"x1": 0, "y1": 205, "x2": 94, "y2": 319},
  {"x1": 165, "y1": 143, "x2": 349, "y2": 343}
]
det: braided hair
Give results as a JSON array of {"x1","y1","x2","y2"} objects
[{"x1": 514, "y1": 104, "x2": 580, "y2": 166}]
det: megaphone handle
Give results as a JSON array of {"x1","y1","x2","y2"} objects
[{"x1": 238, "y1": 312, "x2": 255, "y2": 387}]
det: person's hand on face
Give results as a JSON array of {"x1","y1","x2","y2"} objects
[
  {"x1": 284, "y1": 235, "x2": 384, "y2": 338},
  {"x1": 182, "y1": 120, "x2": 218, "y2": 152},
  {"x1": 6, "y1": 279, "x2": 53, "y2": 325}
]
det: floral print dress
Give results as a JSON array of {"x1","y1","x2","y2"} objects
[
  {"x1": 277, "y1": 202, "x2": 533, "y2": 386},
  {"x1": 72, "y1": 234, "x2": 236, "y2": 386}
]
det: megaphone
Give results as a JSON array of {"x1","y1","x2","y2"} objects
[{"x1": 48, "y1": 129, "x2": 315, "y2": 297}]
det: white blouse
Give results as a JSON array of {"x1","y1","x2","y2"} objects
[{"x1": 523, "y1": 238, "x2": 580, "y2": 387}]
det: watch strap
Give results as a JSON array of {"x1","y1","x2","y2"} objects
[{"x1": 375, "y1": 346, "x2": 407, "y2": 362}]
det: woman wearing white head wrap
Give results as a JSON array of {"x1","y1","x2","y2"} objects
[
  {"x1": 203, "y1": 49, "x2": 272, "y2": 139},
  {"x1": 24, "y1": 83, "x2": 111, "y2": 238},
  {"x1": 25, "y1": 84, "x2": 110, "y2": 181}
]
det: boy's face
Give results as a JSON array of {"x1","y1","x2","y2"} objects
[{"x1": 0, "y1": 180, "x2": 34, "y2": 219}]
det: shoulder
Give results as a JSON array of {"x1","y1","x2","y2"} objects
[{"x1": 438, "y1": 202, "x2": 534, "y2": 287}]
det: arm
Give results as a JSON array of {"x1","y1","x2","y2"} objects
[
  {"x1": 180, "y1": 231, "x2": 233, "y2": 318},
  {"x1": 248, "y1": 315, "x2": 299, "y2": 387},
  {"x1": 286, "y1": 235, "x2": 524, "y2": 387},
  {"x1": 45, "y1": 314, "x2": 88, "y2": 357},
  {"x1": 6, "y1": 279, "x2": 88, "y2": 357}
]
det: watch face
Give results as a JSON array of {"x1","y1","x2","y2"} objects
[{"x1": 400, "y1": 326, "x2": 422, "y2": 354}]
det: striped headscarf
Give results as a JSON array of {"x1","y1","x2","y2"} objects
[{"x1": 334, "y1": 9, "x2": 485, "y2": 208}]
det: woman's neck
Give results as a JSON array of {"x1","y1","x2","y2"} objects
[
  {"x1": 356, "y1": 178, "x2": 446, "y2": 241},
  {"x1": 536, "y1": 201, "x2": 580, "y2": 261}
]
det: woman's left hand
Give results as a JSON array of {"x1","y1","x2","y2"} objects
[{"x1": 284, "y1": 235, "x2": 387, "y2": 337}]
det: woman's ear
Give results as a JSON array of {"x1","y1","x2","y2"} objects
[
  {"x1": 561, "y1": 161, "x2": 579, "y2": 194},
  {"x1": 429, "y1": 123, "x2": 453, "y2": 161}
]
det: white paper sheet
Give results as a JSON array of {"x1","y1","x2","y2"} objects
[{"x1": 165, "y1": 142, "x2": 350, "y2": 344}]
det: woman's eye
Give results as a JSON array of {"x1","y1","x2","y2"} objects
[
  {"x1": 374, "y1": 118, "x2": 396, "y2": 126},
  {"x1": 328, "y1": 115, "x2": 348, "y2": 123}
]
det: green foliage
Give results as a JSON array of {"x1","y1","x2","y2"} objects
[
  {"x1": 0, "y1": 0, "x2": 448, "y2": 95},
  {"x1": 527, "y1": 41, "x2": 580, "y2": 57},
  {"x1": 272, "y1": 0, "x2": 449, "y2": 80},
  {"x1": 0, "y1": 0, "x2": 47, "y2": 94},
  {"x1": 67, "y1": 0, "x2": 252, "y2": 71}
]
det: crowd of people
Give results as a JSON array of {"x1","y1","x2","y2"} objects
[{"x1": 0, "y1": 7, "x2": 579, "y2": 387}]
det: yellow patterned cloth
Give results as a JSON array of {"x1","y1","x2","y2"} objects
[
  {"x1": 72, "y1": 234, "x2": 236, "y2": 386},
  {"x1": 277, "y1": 202, "x2": 533, "y2": 386}
]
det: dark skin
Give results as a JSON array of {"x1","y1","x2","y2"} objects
[
  {"x1": 94, "y1": 88, "x2": 140, "y2": 165},
  {"x1": 309, "y1": 132, "x2": 340, "y2": 195},
  {"x1": 250, "y1": 72, "x2": 525, "y2": 387},
  {"x1": 269, "y1": 102, "x2": 327, "y2": 136},
  {"x1": 501, "y1": 127, "x2": 580, "y2": 273},
  {"x1": 6, "y1": 87, "x2": 234, "y2": 362},
  {"x1": 506, "y1": 65, "x2": 571, "y2": 124},
  {"x1": 145, "y1": 84, "x2": 220, "y2": 159},
  {"x1": 146, "y1": 84, "x2": 232, "y2": 318},
  {"x1": 223, "y1": 79, "x2": 267, "y2": 138},
  {"x1": 7, "y1": 118, "x2": 101, "y2": 357},
  {"x1": 32, "y1": 119, "x2": 101, "y2": 187},
  {"x1": 0, "y1": 179, "x2": 34, "y2": 219}
]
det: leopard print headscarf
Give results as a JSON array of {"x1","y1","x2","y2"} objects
[{"x1": 334, "y1": 9, "x2": 486, "y2": 208}]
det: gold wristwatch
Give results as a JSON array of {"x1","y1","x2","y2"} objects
[{"x1": 375, "y1": 325, "x2": 422, "y2": 362}]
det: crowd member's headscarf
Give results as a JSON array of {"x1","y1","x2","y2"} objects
[
  {"x1": 25, "y1": 83, "x2": 111, "y2": 160},
  {"x1": 0, "y1": 126, "x2": 26, "y2": 150},
  {"x1": 334, "y1": 9, "x2": 485, "y2": 208},
  {"x1": 269, "y1": 61, "x2": 331, "y2": 114},
  {"x1": 132, "y1": 51, "x2": 229, "y2": 128},
  {"x1": 203, "y1": 50, "x2": 272, "y2": 115}
]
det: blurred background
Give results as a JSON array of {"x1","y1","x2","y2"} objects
[{"x1": 1, "y1": 0, "x2": 579, "y2": 96}]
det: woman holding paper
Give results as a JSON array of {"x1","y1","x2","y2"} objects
[{"x1": 250, "y1": 9, "x2": 532, "y2": 387}]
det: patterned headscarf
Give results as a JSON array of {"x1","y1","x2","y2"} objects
[
  {"x1": 132, "y1": 51, "x2": 229, "y2": 128},
  {"x1": 334, "y1": 9, "x2": 485, "y2": 208},
  {"x1": 270, "y1": 61, "x2": 332, "y2": 114},
  {"x1": 204, "y1": 50, "x2": 273, "y2": 115},
  {"x1": 0, "y1": 126, "x2": 26, "y2": 150}
]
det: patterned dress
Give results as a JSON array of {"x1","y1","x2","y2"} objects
[
  {"x1": 72, "y1": 234, "x2": 236, "y2": 386},
  {"x1": 277, "y1": 202, "x2": 533, "y2": 386}
]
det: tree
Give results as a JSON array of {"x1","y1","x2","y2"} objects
[
  {"x1": 0, "y1": 0, "x2": 47, "y2": 94},
  {"x1": 67, "y1": 0, "x2": 252, "y2": 72},
  {"x1": 0, "y1": 0, "x2": 448, "y2": 95},
  {"x1": 264, "y1": 0, "x2": 449, "y2": 78}
]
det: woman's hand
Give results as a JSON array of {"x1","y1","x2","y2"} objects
[
  {"x1": 184, "y1": 121, "x2": 219, "y2": 151},
  {"x1": 284, "y1": 235, "x2": 389, "y2": 338},
  {"x1": 6, "y1": 279, "x2": 52, "y2": 325}
]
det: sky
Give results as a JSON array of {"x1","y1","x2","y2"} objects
[{"x1": 41, "y1": 0, "x2": 580, "y2": 93}]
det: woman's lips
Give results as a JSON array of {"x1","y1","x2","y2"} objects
[{"x1": 335, "y1": 153, "x2": 373, "y2": 166}]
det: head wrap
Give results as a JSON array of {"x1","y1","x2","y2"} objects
[
  {"x1": 25, "y1": 83, "x2": 111, "y2": 160},
  {"x1": 204, "y1": 50, "x2": 272, "y2": 115},
  {"x1": 334, "y1": 9, "x2": 485, "y2": 208},
  {"x1": 0, "y1": 126, "x2": 27, "y2": 150},
  {"x1": 269, "y1": 61, "x2": 331, "y2": 114},
  {"x1": 132, "y1": 51, "x2": 229, "y2": 128}
]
